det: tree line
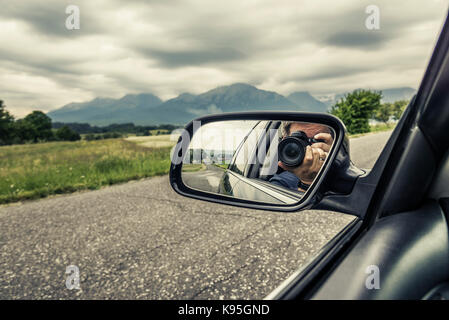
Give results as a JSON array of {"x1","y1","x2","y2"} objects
[
  {"x1": 52, "y1": 122, "x2": 179, "y2": 135},
  {"x1": 330, "y1": 89, "x2": 409, "y2": 134},
  {"x1": 0, "y1": 100, "x2": 182, "y2": 146},
  {"x1": 0, "y1": 100, "x2": 81, "y2": 145}
]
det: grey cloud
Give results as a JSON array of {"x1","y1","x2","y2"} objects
[
  {"x1": 0, "y1": 50, "x2": 85, "y2": 76},
  {"x1": 299, "y1": 4, "x2": 442, "y2": 49},
  {"x1": 0, "y1": 52, "x2": 119, "y2": 101},
  {"x1": 112, "y1": 0, "x2": 183, "y2": 7},
  {"x1": 123, "y1": 2, "x2": 262, "y2": 68},
  {"x1": 174, "y1": 23, "x2": 260, "y2": 51},
  {"x1": 301, "y1": 65, "x2": 373, "y2": 81},
  {"x1": 325, "y1": 31, "x2": 391, "y2": 49},
  {"x1": 139, "y1": 47, "x2": 247, "y2": 68},
  {"x1": 0, "y1": 90, "x2": 37, "y2": 100},
  {"x1": 294, "y1": 6, "x2": 394, "y2": 49},
  {"x1": 0, "y1": 0, "x2": 446, "y2": 117},
  {"x1": 0, "y1": 2, "x2": 104, "y2": 38}
]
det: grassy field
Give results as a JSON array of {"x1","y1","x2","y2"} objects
[
  {"x1": 182, "y1": 164, "x2": 206, "y2": 172},
  {"x1": 125, "y1": 134, "x2": 176, "y2": 148},
  {"x1": 370, "y1": 123, "x2": 395, "y2": 133},
  {"x1": 0, "y1": 138, "x2": 172, "y2": 204},
  {"x1": 348, "y1": 123, "x2": 395, "y2": 138}
]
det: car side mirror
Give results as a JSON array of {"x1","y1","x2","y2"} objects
[{"x1": 169, "y1": 112, "x2": 363, "y2": 212}]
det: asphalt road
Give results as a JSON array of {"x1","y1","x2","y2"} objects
[{"x1": 0, "y1": 130, "x2": 392, "y2": 299}]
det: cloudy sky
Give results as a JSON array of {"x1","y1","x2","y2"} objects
[{"x1": 1, "y1": 0, "x2": 448, "y2": 117}]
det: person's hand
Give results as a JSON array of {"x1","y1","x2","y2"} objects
[
  {"x1": 278, "y1": 145, "x2": 326, "y2": 184},
  {"x1": 311, "y1": 133, "x2": 333, "y2": 153}
]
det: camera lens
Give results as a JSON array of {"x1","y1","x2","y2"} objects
[{"x1": 278, "y1": 137, "x2": 307, "y2": 167}]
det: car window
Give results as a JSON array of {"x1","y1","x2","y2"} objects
[
  {"x1": 229, "y1": 121, "x2": 269, "y2": 176},
  {"x1": 259, "y1": 122, "x2": 281, "y2": 179}
]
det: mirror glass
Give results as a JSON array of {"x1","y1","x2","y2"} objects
[{"x1": 181, "y1": 120, "x2": 335, "y2": 205}]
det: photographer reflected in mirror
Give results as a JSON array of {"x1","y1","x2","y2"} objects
[{"x1": 269, "y1": 121, "x2": 334, "y2": 192}]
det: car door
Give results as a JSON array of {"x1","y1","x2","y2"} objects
[
  {"x1": 170, "y1": 12, "x2": 449, "y2": 302},
  {"x1": 268, "y1": 11, "x2": 449, "y2": 300}
]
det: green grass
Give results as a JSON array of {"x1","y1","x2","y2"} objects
[
  {"x1": 370, "y1": 123, "x2": 394, "y2": 133},
  {"x1": 348, "y1": 123, "x2": 395, "y2": 138},
  {"x1": 213, "y1": 164, "x2": 229, "y2": 170},
  {"x1": 125, "y1": 135, "x2": 176, "y2": 148},
  {"x1": 149, "y1": 129, "x2": 170, "y2": 135},
  {"x1": 182, "y1": 164, "x2": 206, "y2": 172},
  {"x1": 0, "y1": 139, "x2": 172, "y2": 204}
]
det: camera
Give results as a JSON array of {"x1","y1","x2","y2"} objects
[{"x1": 278, "y1": 131, "x2": 324, "y2": 167}]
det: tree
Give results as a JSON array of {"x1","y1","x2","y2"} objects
[
  {"x1": 374, "y1": 103, "x2": 392, "y2": 126},
  {"x1": 391, "y1": 100, "x2": 409, "y2": 121},
  {"x1": 330, "y1": 89, "x2": 382, "y2": 134},
  {"x1": 84, "y1": 133, "x2": 96, "y2": 141},
  {"x1": 23, "y1": 111, "x2": 53, "y2": 142},
  {"x1": 0, "y1": 100, "x2": 14, "y2": 145},
  {"x1": 55, "y1": 125, "x2": 81, "y2": 141},
  {"x1": 11, "y1": 119, "x2": 36, "y2": 143}
]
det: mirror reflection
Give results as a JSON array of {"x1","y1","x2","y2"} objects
[{"x1": 181, "y1": 120, "x2": 334, "y2": 205}]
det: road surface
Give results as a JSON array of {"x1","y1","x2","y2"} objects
[{"x1": 0, "y1": 131, "x2": 392, "y2": 299}]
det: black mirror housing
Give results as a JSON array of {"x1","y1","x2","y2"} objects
[{"x1": 169, "y1": 111, "x2": 362, "y2": 213}]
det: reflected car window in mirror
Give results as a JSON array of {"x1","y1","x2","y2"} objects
[
  {"x1": 228, "y1": 121, "x2": 269, "y2": 176},
  {"x1": 181, "y1": 120, "x2": 335, "y2": 205}
]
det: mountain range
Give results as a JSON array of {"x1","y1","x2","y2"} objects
[{"x1": 47, "y1": 83, "x2": 416, "y2": 126}]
